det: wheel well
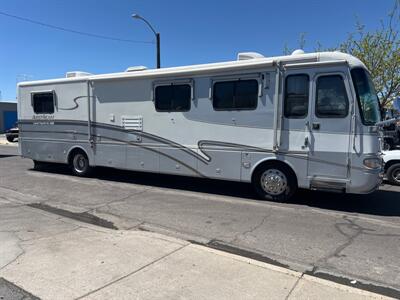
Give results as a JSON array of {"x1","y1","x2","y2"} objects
[
  {"x1": 251, "y1": 160, "x2": 298, "y2": 187},
  {"x1": 67, "y1": 148, "x2": 89, "y2": 165},
  {"x1": 385, "y1": 160, "x2": 400, "y2": 171}
]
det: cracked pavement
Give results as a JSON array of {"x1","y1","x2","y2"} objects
[{"x1": 1, "y1": 145, "x2": 400, "y2": 297}]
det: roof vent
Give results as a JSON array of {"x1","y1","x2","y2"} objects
[
  {"x1": 66, "y1": 71, "x2": 93, "y2": 78},
  {"x1": 291, "y1": 49, "x2": 305, "y2": 55},
  {"x1": 125, "y1": 66, "x2": 148, "y2": 72},
  {"x1": 237, "y1": 52, "x2": 265, "y2": 61}
]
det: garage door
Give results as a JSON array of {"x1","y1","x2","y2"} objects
[{"x1": 3, "y1": 111, "x2": 17, "y2": 131}]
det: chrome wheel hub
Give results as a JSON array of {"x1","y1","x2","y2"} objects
[
  {"x1": 73, "y1": 154, "x2": 86, "y2": 173},
  {"x1": 260, "y1": 169, "x2": 288, "y2": 195},
  {"x1": 393, "y1": 168, "x2": 400, "y2": 183}
]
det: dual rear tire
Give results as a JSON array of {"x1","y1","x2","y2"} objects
[
  {"x1": 33, "y1": 151, "x2": 92, "y2": 177},
  {"x1": 70, "y1": 151, "x2": 92, "y2": 177}
]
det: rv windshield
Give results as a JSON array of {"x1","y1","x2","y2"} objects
[{"x1": 351, "y1": 68, "x2": 381, "y2": 125}]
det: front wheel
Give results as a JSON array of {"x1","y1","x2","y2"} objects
[
  {"x1": 70, "y1": 152, "x2": 92, "y2": 177},
  {"x1": 6, "y1": 136, "x2": 14, "y2": 143},
  {"x1": 33, "y1": 160, "x2": 46, "y2": 170},
  {"x1": 252, "y1": 163, "x2": 297, "y2": 201},
  {"x1": 387, "y1": 163, "x2": 400, "y2": 186}
]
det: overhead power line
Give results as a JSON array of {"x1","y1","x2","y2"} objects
[{"x1": 0, "y1": 10, "x2": 154, "y2": 44}]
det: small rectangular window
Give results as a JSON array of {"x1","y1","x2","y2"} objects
[
  {"x1": 155, "y1": 84, "x2": 191, "y2": 112},
  {"x1": 32, "y1": 92, "x2": 55, "y2": 114},
  {"x1": 213, "y1": 79, "x2": 258, "y2": 110},
  {"x1": 316, "y1": 75, "x2": 349, "y2": 118},
  {"x1": 284, "y1": 74, "x2": 309, "y2": 118}
]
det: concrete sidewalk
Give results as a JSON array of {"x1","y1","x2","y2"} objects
[{"x1": 0, "y1": 198, "x2": 391, "y2": 300}]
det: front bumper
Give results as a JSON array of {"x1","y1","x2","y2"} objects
[
  {"x1": 347, "y1": 168, "x2": 382, "y2": 194},
  {"x1": 5, "y1": 133, "x2": 18, "y2": 138}
]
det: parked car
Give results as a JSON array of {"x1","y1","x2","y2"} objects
[
  {"x1": 382, "y1": 109, "x2": 400, "y2": 150},
  {"x1": 383, "y1": 150, "x2": 400, "y2": 186},
  {"x1": 5, "y1": 124, "x2": 19, "y2": 143}
]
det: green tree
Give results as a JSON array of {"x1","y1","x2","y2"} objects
[
  {"x1": 337, "y1": 0, "x2": 400, "y2": 107},
  {"x1": 285, "y1": 1, "x2": 400, "y2": 108}
]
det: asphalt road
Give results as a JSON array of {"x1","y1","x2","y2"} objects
[{"x1": 1, "y1": 144, "x2": 400, "y2": 297}]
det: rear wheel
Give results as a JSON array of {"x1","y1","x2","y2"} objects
[
  {"x1": 252, "y1": 163, "x2": 297, "y2": 201},
  {"x1": 70, "y1": 151, "x2": 92, "y2": 177},
  {"x1": 33, "y1": 160, "x2": 44, "y2": 170},
  {"x1": 387, "y1": 163, "x2": 400, "y2": 186}
]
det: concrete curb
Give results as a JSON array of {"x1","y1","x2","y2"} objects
[{"x1": 189, "y1": 243, "x2": 392, "y2": 299}]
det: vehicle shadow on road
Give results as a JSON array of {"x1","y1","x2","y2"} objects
[
  {"x1": 0, "y1": 155, "x2": 16, "y2": 159},
  {"x1": 33, "y1": 164, "x2": 400, "y2": 218},
  {"x1": 291, "y1": 188, "x2": 400, "y2": 218}
]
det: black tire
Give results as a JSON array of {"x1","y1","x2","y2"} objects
[
  {"x1": 33, "y1": 160, "x2": 45, "y2": 170},
  {"x1": 70, "y1": 151, "x2": 92, "y2": 177},
  {"x1": 252, "y1": 162, "x2": 297, "y2": 201},
  {"x1": 6, "y1": 136, "x2": 14, "y2": 143},
  {"x1": 387, "y1": 163, "x2": 400, "y2": 186}
]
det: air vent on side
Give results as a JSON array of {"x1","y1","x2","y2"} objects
[{"x1": 122, "y1": 116, "x2": 143, "y2": 131}]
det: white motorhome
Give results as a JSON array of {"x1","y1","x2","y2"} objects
[{"x1": 18, "y1": 51, "x2": 384, "y2": 200}]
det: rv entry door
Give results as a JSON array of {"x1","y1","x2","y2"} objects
[
  {"x1": 307, "y1": 72, "x2": 352, "y2": 180},
  {"x1": 281, "y1": 70, "x2": 312, "y2": 172}
]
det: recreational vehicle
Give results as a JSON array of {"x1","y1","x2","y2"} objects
[{"x1": 18, "y1": 51, "x2": 385, "y2": 200}]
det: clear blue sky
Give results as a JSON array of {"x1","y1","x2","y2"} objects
[{"x1": 0, "y1": 0, "x2": 395, "y2": 101}]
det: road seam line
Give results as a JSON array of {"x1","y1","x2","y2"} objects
[
  {"x1": 285, "y1": 273, "x2": 304, "y2": 300},
  {"x1": 74, "y1": 244, "x2": 189, "y2": 300}
]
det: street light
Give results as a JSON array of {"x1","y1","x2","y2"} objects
[{"x1": 132, "y1": 14, "x2": 160, "y2": 69}]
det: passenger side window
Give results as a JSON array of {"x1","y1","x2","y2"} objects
[
  {"x1": 155, "y1": 84, "x2": 191, "y2": 112},
  {"x1": 213, "y1": 79, "x2": 258, "y2": 110},
  {"x1": 32, "y1": 92, "x2": 55, "y2": 114},
  {"x1": 284, "y1": 74, "x2": 309, "y2": 118},
  {"x1": 316, "y1": 75, "x2": 349, "y2": 118}
]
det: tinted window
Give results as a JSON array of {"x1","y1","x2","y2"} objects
[
  {"x1": 213, "y1": 80, "x2": 258, "y2": 110},
  {"x1": 351, "y1": 68, "x2": 381, "y2": 125},
  {"x1": 155, "y1": 84, "x2": 191, "y2": 112},
  {"x1": 316, "y1": 75, "x2": 349, "y2": 118},
  {"x1": 284, "y1": 74, "x2": 309, "y2": 118},
  {"x1": 32, "y1": 92, "x2": 54, "y2": 114}
]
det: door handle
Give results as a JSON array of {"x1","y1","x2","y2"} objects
[
  {"x1": 302, "y1": 121, "x2": 310, "y2": 150},
  {"x1": 302, "y1": 136, "x2": 309, "y2": 149},
  {"x1": 312, "y1": 122, "x2": 320, "y2": 130}
]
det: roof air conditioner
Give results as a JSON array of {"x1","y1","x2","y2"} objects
[
  {"x1": 237, "y1": 52, "x2": 265, "y2": 61},
  {"x1": 66, "y1": 71, "x2": 93, "y2": 78},
  {"x1": 125, "y1": 66, "x2": 148, "y2": 72}
]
